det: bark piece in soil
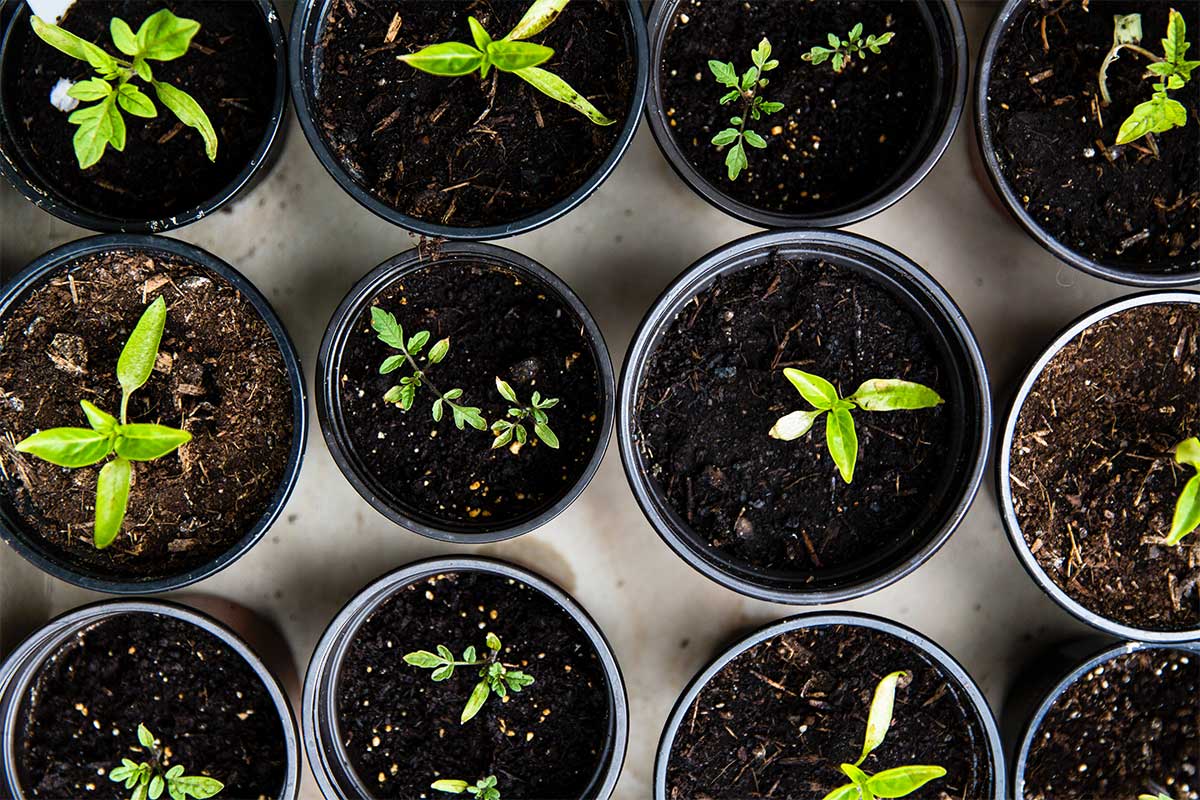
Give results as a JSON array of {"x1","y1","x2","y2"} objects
[
  {"x1": 661, "y1": 0, "x2": 939, "y2": 217},
  {"x1": 337, "y1": 260, "x2": 602, "y2": 531},
  {"x1": 314, "y1": 0, "x2": 636, "y2": 229},
  {"x1": 0, "y1": 248, "x2": 295, "y2": 582},
  {"x1": 5, "y1": 0, "x2": 277, "y2": 221},
  {"x1": 16, "y1": 613, "x2": 288, "y2": 800},
  {"x1": 1022, "y1": 649, "x2": 1199, "y2": 800},
  {"x1": 1010, "y1": 303, "x2": 1200, "y2": 631},
  {"x1": 986, "y1": 0, "x2": 1200, "y2": 274},
  {"x1": 636, "y1": 254, "x2": 955, "y2": 578},
  {"x1": 334, "y1": 571, "x2": 611, "y2": 799},
  {"x1": 666, "y1": 624, "x2": 992, "y2": 799}
]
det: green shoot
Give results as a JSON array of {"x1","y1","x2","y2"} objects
[
  {"x1": 371, "y1": 307, "x2": 486, "y2": 432},
  {"x1": 15, "y1": 297, "x2": 190, "y2": 549},
  {"x1": 1098, "y1": 9, "x2": 1199, "y2": 150},
  {"x1": 398, "y1": 0, "x2": 612, "y2": 125},
  {"x1": 820, "y1": 672, "x2": 946, "y2": 800},
  {"x1": 769, "y1": 368, "x2": 943, "y2": 484},
  {"x1": 404, "y1": 632, "x2": 535, "y2": 724},
  {"x1": 491, "y1": 377, "x2": 560, "y2": 451},
  {"x1": 1138, "y1": 794, "x2": 1172, "y2": 800},
  {"x1": 803, "y1": 23, "x2": 895, "y2": 73},
  {"x1": 109, "y1": 723, "x2": 223, "y2": 800},
  {"x1": 1167, "y1": 437, "x2": 1200, "y2": 545},
  {"x1": 433, "y1": 776, "x2": 501, "y2": 799},
  {"x1": 30, "y1": 9, "x2": 218, "y2": 169},
  {"x1": 709, "y1": 38, "x2": 785, "y2": 180}
]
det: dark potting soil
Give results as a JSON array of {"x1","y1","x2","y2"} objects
[
  {"x1": 337, "y1": 260, "x2": 603, "y2": 530},
  {"x1": 5, "y1": 0, "x2": 277, "y2": 221},
  {"x1": 0, "y1": 248, "x2": 294, "y2": 582},
  {"x1": 16, "y1": 613, "x2": 288, "y2": 800},
  {"x1": 636, "y1": 254, "x2": 954, "y2": 578},
  {"x1": 335, "y1": 571, "x2": 611, "y2": 799},
  {"x1": 1010, "y1": 303, "x2": 1200, "y2": 631},
  {"x1": 666, "y1": 624, "x2": 992, "y2": 799},
  {"x1": 1022, "y1": 648, "x2": 1199, "y2": 800},
  {"x1": 986, "y1": 0, "x2": 1200, "y2": 274},
  {"x1": 660, "y1": 0, "x2": 939, "y2": 217},
  {"x1": 314, "y1": 0, "x2": 636, "y2": 229}
]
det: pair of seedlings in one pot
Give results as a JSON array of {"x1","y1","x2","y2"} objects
[{"x1": 108, "y1": 724, "x2": 224, "y2": 800}]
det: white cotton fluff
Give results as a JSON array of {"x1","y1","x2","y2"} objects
[{"x1": 50, "y1": 78, "x2": 79, "y2": 112}]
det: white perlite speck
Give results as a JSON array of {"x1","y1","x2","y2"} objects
[{"x1": 50, "y1": 78, "x2": 79, "y2": 112}]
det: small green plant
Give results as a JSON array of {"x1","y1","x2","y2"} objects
[
  {"x1": 709, "y1": 38, "x2": 785, "y2": 180},
  {"x1": 1138, "y1": 794, "x2": 1172, "y2": 800},
  {"x1": 399, "y1": 0, "x2": 612, "y2": 125},
  {"x1": 491, "y1": 377, "x2": 560, "y2": 450},
  {"x1": 109, "y1": 723, "x2": 223, "y2": 800},
  {"x1": 1098, "y1": 9, "x2": 1199, "y2": 149},
  {"x1": 404, "y1": 632, "x2": 535, "y2": 723},
  {"x1": 15, "y1": 297, "x2": 190, "y2": 549},
  {"x1": 769, "y1": 368, "x2": 943, "y2": 484},
  {"x1": 371, "y1": 307, "x2": 486, "y2": 432},
  {"x1": 433, "y1": 776, "x2": 501, "y2": 799},
  {"x1": 820, "y1": 671, "x2": 946, "y2": 800},
  {"x1": 30, "y1": 9, "x2": 218, "y2": 169},
  {"x1": 1167, "y1": 437, "x2": 1200, "y2": 545},
  {"x1": 802, "y1": 23, "x2": 895, "y2": 73}
]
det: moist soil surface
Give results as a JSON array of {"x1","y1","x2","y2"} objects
[
  {"x1": 5, "y1": 0, "x2": 277, "y2": 222},
  {"x1": 661, "y1": 0, "x2": 939, "y2": 217},
  {"x1": 1010, "y1": 303, "x2": 1200, "y2": 631},
  {"x1": 666, "y1": 624, "x2": 992, "y2": 799},
  {"x1": 636, "y1": 254, "x2": 955, "y2": 580},
  {"x1": 314, "y1": 0, "x2": 636, "y2": 229},
  {"x1": 17, "y1": 612, "x2": 288, "y2": 800},
  {"x1": 335, "y1": 570, "x2": 611, "y2": 799},
  {"x1": 986, "y1": 0, "x2": 1200, "y2": 275},
  {"x1": 0, "y1": 248, "x2": 295, "y2": 583},
  {"x1": 338, "y1": 259, "x2": 603, "y2": 531},
  {"x1": 1022, "y1": 648, "x2": 1199, "y2": 800}
]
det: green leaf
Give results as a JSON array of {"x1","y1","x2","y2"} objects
[
  {"x1": 760, "y1": 101, "x2": 785, "y2": 114},
  {"x1": 468, "y1": 16, "x2": 493, "y2": 52},
  {"x1": 133, "y1": 782, "x2": 149, "y2": 800},
  {"x1": 1116, "y1": 93, "x2": 1187, "y2": 145},
  {"x1": 452, "y1": 405, "x2": 487, "y2": 431},
  {"x1": 1163, "y1": 8, "x2": 1187, "y2": 65},
  {"x1": 463, "y1": 646, "x2": 477, "y2": 662},
  {"x1": 118, "y1": 84, "x2": 157, "y2": 118},
  {"x1": 850, "y1": 23, "x2": 864, "y2": 41},
  {"x1": 149, "y1": 774, "x2": 165, "y2": 800},
  {"x1": 380, "y1": 354, "x2": 407, "y2": 375},
  {"x1": 751, "y1": 38, "x2": 772, "y2": 68},
  {"x1": 849, "y1": 379, "x2": 944, "y2": 412},
  {"x1": 81, "y1": 400, "x2": 117, "y2": 433},
  {"x1": 432, "y1": 398, "x2": 445, "y2": 422},
  {"x1": 720, "y1": 88, "x2": 741, "y2": 105},
  {"x1": 110, "y1": 17, "x2": 139, "y2": 56},
  {"x1": 404, "y1": 650, "x2": 443, "y2": 668},
  {"x1": 372, "y1": 307, "x2": 405, "y2": 349},
  {"x1": 15, "y1": 427, "x2": 113, "y2": 468},
  {"x1": 866, "y1": 765, "x2": 947, "y2": 798},
  {"x1": 826, "y1": 408, "x2": 858, "y2": 484},
  {"x1": 487, "y1": 39, "x2": 553, "y2": 72},
  {"x1": 505, "y1": 0, "x2": 570, "y2": 41},
  {"x1": 68, "y1": 78, "x2": 114, "y2": 102},
  {"x1": 118, "y1": 296, "x2": 167, "y2": 398},
  {"x1": 514, "y1": 66, "x2": 614, "y2": 125},
  {"x1": 95, "y1": 457, "x2": 132, "y2": 549},
  {"x1": 783, "y1": 368, "x2": 840, "y2": 409},
  {"x1": 431, "y1": 664, "x2": 454, "y2": 681},
  {"x1": 495, "y1": 377, "x2": 519, "y2": 403},
  {"x1": 840, "y1": 764, "x2": 875, "y2": 800},
  {"x1": 743, "y1": 130, "x2": 767, "y2": 149},
  {"x1": 68, "y1": 98, "x2": 122, "y2": 169},
  {"x1": 30, "y1": 16, "x2": 119, "y2": 73},
  {"x1": 804, "y1": 46, "x2": 832, "y2": 65},
  {"x1": 725, "y1": 140, "x2": 748, "y2": 180},
  {"x1": 534, "y1": 422, "x2": 559, "y2": 449},
  {"x1": 709, "y1": 59, "x2": 739, "y2": 88},
  {"x1": 461, "y1": 679, "x2": 491, "y2": 723},
  {"x1": 135, "y1": 9, "x2": 201, "y2": 61},
  {"x1": 486, "y1": 631, "x2": 501, "y2": 651},
  {"x1": 505, "y1": 670, "x2": 534, "y2": 690},
  {"x1": 1178, "y1": 437, "x2": 1200, "y2": 468},
  {"x1": 165, "y1": 767, "x2": 184, "y2": 780},
  {"x1": 1168, "y1": 473, "x2": 1200, "y2": 545},
  {"x1": 133, "y1": 57, "x2": 154, "y2": 82},
  {"x1": 400, "y1": 42, "x2": 485, "y2": 76},
  {"x1": 432, "y1": 780, "x2": 470, "y2": 794},
  {"x1": 167, "y1": 776, "x2": 223, "y2": 799},
  {"x1": 407, "y1": 331, "x2": 430, "y2": 354},
  {"x1": 856, "y1": 671, "x2": 907, "y2": 765},
  {"x1": 711, "y1": 129, "x2": 740, "y2": 148},
  {"x1": 114, "y1": 424, "x2": 191, "y2": 461},
  {"x1": 152, "y1": 81, "x2": 218, "y2": 161},
  {"x1": 770, "y1": 409, "x2": 824, "y2": 441},
  {"x1": 821, "y1": 784, "x2": 861, "y2": 800},
  {"x1": 492, "y1": 426, "x2": 514, "y2": 449},
  {"x1": 428, "y1": 338, "x2": 451, "y2": 365}
]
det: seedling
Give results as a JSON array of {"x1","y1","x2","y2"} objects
[
  {"x1": 30, "y1": 9, "x2": 218, "y2": 169},
  {"x1": 769, "y1": 368, "x2": 943, "y2": 484},
  {"x1": 372, "y1": 307, "x2": 486, "y2": 432},
  {"x1": 820, "y1": 671, "x2": 946, "y2": 800},
  {"x1": 1098, "y1": 9, "x2": 1198, "y2": 150},
  {"x1": 15, "y1": 297, "x2": 191, "y2": 549},
  {"x1": 404, "y1": 632, "x2": 535, "y2": 724},
  {"x1": 709, "y1": 38, "x2": 785, "y2": 180},
  {"x1": 491, "y1": 377, "x2": 560, "y2": 450},
  {"x1": 803, "y1": 23, "x2": 895, "y2": 73},
  {"x1": 433, "y1": 776, "x2": 501, "y2": 799},
  {"x1": 109, "y1": 723, "x2": 223, "y2": 800},
  {"x1": 1167, "y1": 437, "x2": 1200, "y2": 546},
  {"x1": 398, "y1": 0, "x2": 613, "y2": 125}
]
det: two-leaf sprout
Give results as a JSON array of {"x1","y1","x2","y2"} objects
[
  {"x1": 399, "y1": 0, "x2": 612, "y2": 125},
  {"x1": 404, "y1": 632, "x2": 535, "y2": 724},
  {"x1": 1167, "y1": 437, "x2": 1199, "y2": 546},
  {"x1": 15, "y1": 296, "x2": 190, "y2": 549},
  {"x1": 821, "y1": 671, "x2": 946, "y2": 800},
  {"x1": 109, "y1": 723, "x2": 223, "y2": 800},
  {"x1": 433, "y1": 776, "x2": 501, "y2": 799},
  {"x1": 30, "y1": 9, "x2": 218, "y2": 169},
  {"x1": 803, "y1": 22, "x2": 895, "y2": 73},
  {"x1": 709, "y1": 38, "x2": 785, "y2": 181},
  {"x1": 492, "y1": 377, "x2": 560, "y2": 450},
  {"x1": 769, "y1": 368, "x2": 943, "y2": 483}
]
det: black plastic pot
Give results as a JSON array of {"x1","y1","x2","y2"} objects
[
  {"x1": 996, "y1": 290, "x2": 1200, "y2": 643},
  {"x1": 316, "y1": 242, "x2": 614, "y2": 543},
  {"x1": 975, "y1": 0, "x2": 1200, "y2": 287},
  {"x1": 618, "y1": 229, "x2": 991, "y2": 603},
  {"x1": 0, "y1": 234, "x2": 308, "y2": 594},
  {"x1": 644, "y1": 0, "x2": 967, "y2": 228},
  {"x1": 0, "y1": 0, "x2": 289, "y2": 234},
  {"x1": 0, "y1": 598, "x2": 302, "y2": 799},
  {"x1": 654, "y1": 611, "x2": 1007, "y2": 799},
  {"x1": 302, "y1": 555, "x2": 629, "y2": 800},
  {"x1": 288, "y1": 0, "x2": 648, "y2": 240}
]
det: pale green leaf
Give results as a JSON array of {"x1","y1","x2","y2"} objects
[
  {"x1": 118, "y1": 296, "x2": 167, "y2": 397},
  {"x1": 407, "y1": 330, "x2": 430, "y2": 354},
  {"x1": 709, "y1": 59, "x2": 739, "y2": 88},
  {"x1": 16, "y1": 427, "x2": 112, "y2": 467},
  {"x1": 404, "y1": 651, "x2": 442, "y2": 668},
  {"x1": 461, "y1": 679, "x2": 491, "y2": 723},
  {"x1": 1168, "y1": 474, "x2": 1199, "y2": 546},
  {"x1": 711, "y1": 128, "x2": 740, "y2": 146},
  {"x1": 725, "y1": 140, "x2": 748, "y2": 180},
  {"x1": 67, "y1": 78, "x2": 114, "y2": 101},
  {"x1": 486, "y1": 631, "x2": 501, "y2": 650},
  {"x1": 826, "y1": 408, "x2": 858, "y2": 484},
  {"x1": 743, "y1": 130, "x2": 767, "y2": 149},
  {"x1": 168, "y1": 775, "x2": 223, "y2": 799},
  {"x1": 770, "y1": 409, "x2": 824, "y2": 441},
  {"x1": 149, "y1": 774, "x2": 164, "y2": 800},
  {"x1": 118, "y1": 84, "x2": 157, "y2": 118},
  {"x1": 428, "y1": 338, "x2": 450, "y2": 364},
  {"x1": 468, "y1": 17, "x2": 493, "y2": 52},
  {"x1": 783, "y1": 368, "x2": 840, "y2": 409},
  {"x1": 505, "y1": 0, "x2": 570, "y2": 41},
  {"x1": 135, "y1": 9, "x2": 201, "y2": 61},
  {"x1": 495, "y1": 377, "x2": 519, "y2": 404},
  {"x1": 821, "y1": 784, "x2": 861, "y2": 800},
  {"x1": 68, "y1": 98, "x2": 120, "y2": 168},
  {"x1": 114, "y1": 424, "x2": 191, "y2": 461},
  {"x1": 30, "y1": 16, "x2": 119, "y2": 73},
  {"x1": 81, "y1": 400, "x2": 117, "y2": 433},
  {"x1": 432, "y1": 780, "x2": 470, "y2": 794},
  {"x1": 372, "y1": 307, "x2": 405, "y2": 349},
  {"x1": 849, "y1": 379, "x2": 944, "y2": 412},
  {"x1": 95, "y1": 457, "x2": 132, "y2": 549},
  {"x1": 856, "y1": 671, "x2": 907, "y2": 765},
  {"x1": 866, "y1": 765, "x2": 947, "y2": 798},
  {"x1": 534, "y1": 422, "x2": 559, "y2": 449},
  {"x1": 487, "y1": 39, "x2": 553, "y2": 72},
  {"x1": 110, "y1": 17, "x2": 138, "y2": 55},
  {"x1": 840, "y1": 763, "x2": 875, "y2": 800},
  {"x1": 152, "y1": 81, "x2": 218, "y2": 160},
  {"x1": 514, "y1": 66, "x2": 614, "y2": 125},
  {"x1": 399, "y1": 42, "x2": 485, "y2": 76},
  {"x1": 1176, "y1": 437, "x2": 1200, "y2": 468},
  {"x1": 137, "y1": 723, "x2": 155, "y2": 749}
]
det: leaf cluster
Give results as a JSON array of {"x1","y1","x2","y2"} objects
[
  {"x1": 709, "y1": 38, "x2": 785, "y2": 180},
  {"x1": 769, "y1": 368, "x2": 943, "y2": 484},
  {"x1": 15, "y1": 297, "x2": 190, "y2": 549},
  {"x1": 802, "y1": 23, "x2": 895, "y2": 73},
  {"x1": 433, "y1": 775, "x2": 501, "y2": 799},
  {"x1": 30, "y1": 9, "x2": 217, "y2": 169},
  {"x1": 492, "y1": 377, "x2": 559, "y2": 450},
  {"x1": 399, "y1": 0, "x2": 612, "y2": 125},
  {"x1": 1167, "y1": 437, "x2": 1200, "y2": 546},
  {"x1": 109, "y1": 724, "x2": 223, "y2": 800},
  {"x1": 404, "y1": 632, "x2": 535, "y2": 724},
  {"x1": 1109, "y1": 9, "x2": 1199, "y2": 146}
]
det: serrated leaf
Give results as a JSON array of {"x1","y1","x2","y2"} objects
[
  {"x1": 400, "y1": 42, "x2": 485, "y2": 76},
  {"x1": 709, "y1": 59, "x2": 739, "y2": 87},
  {"x1": 152, "y1": 80, "x2": 217, "y2": 160},
  {"x1": 849, "y1": 379, "x2": 944, "y2": 411},
  {"x1": 135, "y1": 9, "x2": 200, "y2": 61},
  {"x1": 371, "y1": 307, "x2": 405, "y2": 349},
  {"x1": 515, "y1": 66, "x2": 614, "y2": 125},
  {"x1": 114, "y1": 424, "x2": 191, "y2": 461},
  {"x1": 1116, "y1": 93, "x2": 1187, "y2": 144},
  {"x1": 826, "y1": 408, "x2": 858, "y2": 484},
  {"x1": 16, "y1": 427, "x2": 112, "y2": 467}
]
